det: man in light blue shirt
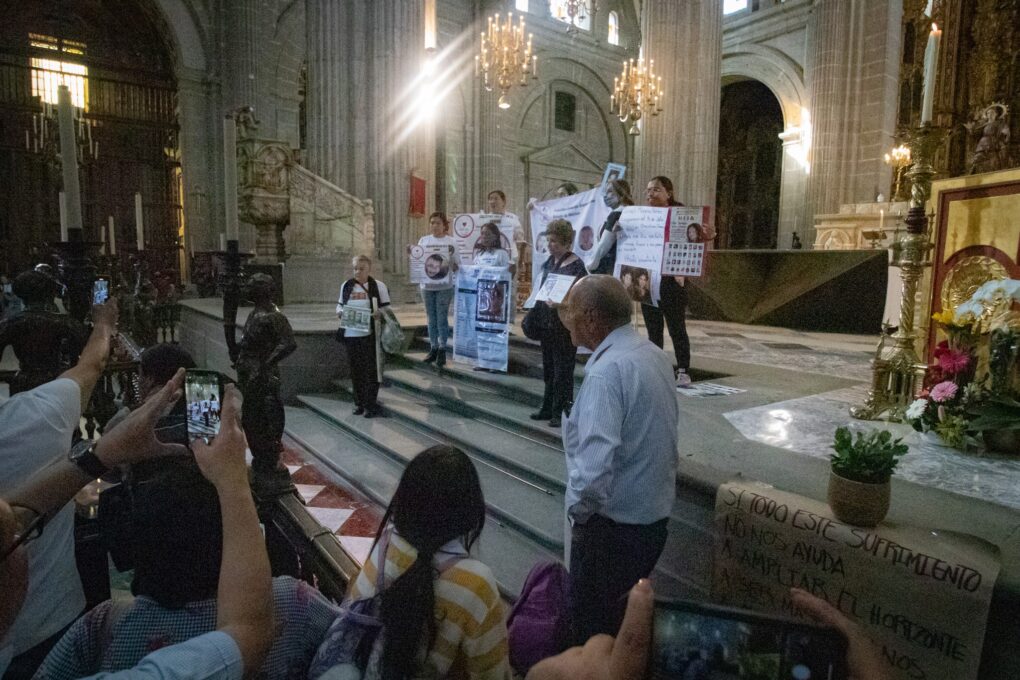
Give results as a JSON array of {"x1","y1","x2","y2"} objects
[{"x1": 559, "y1": 275, "x2": 678, "y2": 644}]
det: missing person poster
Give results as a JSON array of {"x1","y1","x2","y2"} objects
[
  {"x1": 534, "y1": 273, "x2": 577, "y2": 304},
  {"x1": 453, "y1": 265, "x2": 511, "y2": 371},
  {"x1": 526, "y1": 187, "x2": 611, "y2": 306},
  {"x1": 713, "y1": 481, "x2": 1000, "y2": 680},
  {"x1": 452, "y1": 213, "x2": 515, "y2": 265},
  {"x1": 614, "y1": 206, "x2": 668, "y2": 305},
  {"x1": 661, "y1": 206, "x2": 711, "y2": 277},
  {"x1": 339, "y1": 307, "x2": 372, "y2": 334},
  {"x1": 409, "y1": 244, "x2": 454, "y2": 285}
]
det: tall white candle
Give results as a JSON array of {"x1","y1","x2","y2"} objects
[
  {"x1": 108, "y1": 216, "x2": 116, "y2": 255},
  {"x1": 58, "y1": 191, "x2": 68, "y2": 241},
  {"x1": 879, "y1": 209, "x2": 885, "y2": 232},
  {"x1": 56, "y1": 86, "x2": 83, "y2": 234},
  {"x1": 135, "y1": 192, "x2": 144, "y2": 251},
  {"x1": 223, "y1": 117, "x2": 239, "y2": 241},
  {"x1": 920, "y1": 23, "x2": 942, "y2": 123}
]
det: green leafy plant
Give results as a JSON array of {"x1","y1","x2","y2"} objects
[
  {"x1": 967, "y1": 395, "x2": 1020, "y2": 432},
  {"x1": 830, "y1": 427, "x2": 909, "y2": 484}
]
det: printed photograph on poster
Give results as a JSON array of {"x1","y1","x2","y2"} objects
[
  {"x1": 476, "y1": 278, "x2": 509, "y2": 324},
  {"x1": 535, "y1": 273, "x2": 577, "y2": 304},
  {"x1": 452, "y1": 212, "x2": 514, "y2": 264},
  {"x1": 339, "y1": 307, "x2": 373, "y2": 333},
  {"x1": 661, "y1": 206, "x2": 710, "y2": 277},
  {"x1": 600, "y1": 163, "x2": 626, "y2": 192},
  {"x1": 618, "y1": 265, "x2": 652, "y2": 304},
  {"x1": 408, "y1": 244, "x2": 453, "y2": 285},
  {"x1": 577, "y1": 225, "x2": 596, "y2": 253}
]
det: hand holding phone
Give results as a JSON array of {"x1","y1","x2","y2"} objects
[
  {"x1": 93, "y1": 278, "x2": 109, "y2": 305},
  {"x1": 183, "y1": 369, "x2": 225, "y2": 441}
]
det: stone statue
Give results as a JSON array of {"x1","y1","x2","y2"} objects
[
  {"x1": 234, "y1": 105, "x2": 260, "y2": 140},
  {"x1": 0, "y1": 270, "x2": 87, "y2": 394},
  {"x1": 233, "y1": 273, "x2": 296, "y2": 483},
  {"x1": 966, "y1": 103, "x2": 1011, "y2": 174}
]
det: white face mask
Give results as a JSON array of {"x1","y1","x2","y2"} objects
[{"x1": 604, "y1": 191, "x2": 620, "y2": 209}]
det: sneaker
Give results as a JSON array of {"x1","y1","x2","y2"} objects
[
  {"x1": 676, "y1": 371, "x2": 692, "y2": 389},
  {"x1": 423, "y1": 348, "x2": 438, "y2": 364},
  {"x1": 436, "y1": 349, "x2": 447, "y2": 367}
]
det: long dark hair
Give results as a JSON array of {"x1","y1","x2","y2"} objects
[
  {"x1": 473, "y1": 222, "x2": 501, "y2": 254},
  {"x1": 376, "y1": 446, "x2": 487, "y2": 680},
  {"x1": 650, "y1": 175, "x2": 683, "y2": 206}
]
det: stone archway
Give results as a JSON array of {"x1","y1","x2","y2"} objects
[{"x1": 721, "y1": 44, "x2": 809, "y2": 250}]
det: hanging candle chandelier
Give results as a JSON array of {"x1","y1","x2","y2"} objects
[
  {"x1": 610, "y1": 57, "x2": 663, "y2": 136},
  {"x1": 556, "y1": 0, "x2": 598, "y2": 32},
  {"x1": 475, "y1": 12, "x2": 537, "y2": 110}
]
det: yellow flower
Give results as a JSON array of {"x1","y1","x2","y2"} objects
[{"x1": 932, "y1": 309, "x2": 956, "y2": 326}]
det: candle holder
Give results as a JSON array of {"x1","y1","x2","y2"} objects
[{"x1": 852, "y1": 123, "x2": 946, "y2": 421}]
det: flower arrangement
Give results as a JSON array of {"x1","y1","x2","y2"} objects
[{"x1": 908, "y1": 279, "x2": 1020, "y2": 452}]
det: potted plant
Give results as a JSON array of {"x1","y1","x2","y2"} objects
[{"x1": 828, "y1": 427, "x2": 908, "y2": 526}]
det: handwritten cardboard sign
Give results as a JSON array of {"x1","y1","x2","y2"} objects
[{"x1": 713, "y1": 481, "x2": 1000, "y2": 680}]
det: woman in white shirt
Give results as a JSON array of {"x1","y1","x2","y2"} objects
[
  {"x1": 416, "y1": 212, "x2": 459, "y2": 367},
  {"x1": 336, "y1": 255, "x2": 391, "y2": 418}
]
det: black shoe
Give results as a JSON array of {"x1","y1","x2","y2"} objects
[
  {"x1": 352, "y1": 406, "x2": 365, "y2": 416},
  {"x1": 530, "y1": 410, "x2": 552, "y2": 420},
  {"x1": 436, "y1": 349, "x2": 447, "y2": 367},
  {"x1": 364, "y1": 407, "x2": 382, "y2": 418},
  {"x1": 548, "y1": 416, "x2": 561, "y2": 428},
  {"x1": 423, "y1": 349, "x2": 438, "y2": 364}
]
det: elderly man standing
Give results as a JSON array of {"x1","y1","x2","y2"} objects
[{"x1": 558, "y1": 275, "x2": 679, "y2": 644}]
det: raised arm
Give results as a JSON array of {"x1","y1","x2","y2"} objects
[
  {"x1": 191, "y1": 385, "x2": 273, "y2": 676},
  {"x1": 60, "y1": 300, "x2": 119, "y2": 412}
]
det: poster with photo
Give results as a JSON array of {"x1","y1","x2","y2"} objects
[
  {"x1": 409, "y1": 244, "x2": 454, "y2": 285},
  {"x1": 600, "y1": 163, "x2": 626, "y2": 192},
  {"x1": 526, "y1": 187, "x2": 611, "y2": 306},
  {"x1": 453, "y1": 265, "x2": 511, "y2": 371},
  {"x1": 452, "y1": 213, "x2": 515, "y2": 264},
  {"x1": 339, "y1": 307, "x2": 373, "y2": 334},
  {"x1": 614, "y1": 206, "x2": 669, "y2": 305},
  {"x1": 534, "y1": 273, "x2": 577, "y2": 304},
  {"x1": 661, "y1": 206, "x2": 711, "y2": 277}
]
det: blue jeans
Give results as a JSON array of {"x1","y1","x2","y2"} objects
[{"x1": 422, "y1": 287, "x2": 454, "y2": 349}]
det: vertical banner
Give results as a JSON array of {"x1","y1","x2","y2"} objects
[
  {"x1": 409, "y1": 174, "x2": 426, "y2": 216},
  {"x1": 713, "y1": 481, "x2": 1000, "y2": 680},
  {"x1": 452, "y1": 212, "x2": 514, "y2": 264},
  {"x1": 453, "y1": 265, "x2": 511, "y2": 371},
  {"x1": 526, "y1": 187, "x2": 611, "y2": 306}
]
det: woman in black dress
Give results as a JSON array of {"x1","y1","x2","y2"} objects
[{"x1": 530, "y1": 219, "x2": 588, "y2": 427}]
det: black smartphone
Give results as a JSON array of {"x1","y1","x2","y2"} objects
[
  {"x1": 651, "y1": 599, "x2": 848, "y2": 680},
  {"x1": 92, "y1": 277, "x2": 109, "y2": 305},
  {"x1": 184, "y1": 369, "x2": 224, "y2": 441}
]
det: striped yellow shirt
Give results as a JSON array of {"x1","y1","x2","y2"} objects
[{"x1": 349, "y1": 532, "x2": 512, "y2": 680}]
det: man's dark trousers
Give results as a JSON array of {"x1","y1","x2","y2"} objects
[{"x1": 568, "y1": 513, "x2": 668, "y2": 644}]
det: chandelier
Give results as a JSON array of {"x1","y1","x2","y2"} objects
[
  {"x1": 475, "y1": 12, "x2": 537, "y2": 110},
  {"x1": 556, "y1": 0, "x2": 598, "y2": 32},
  {"x1": 610, "y1": 57, "x2": 663, "y2": 136},
  {"x1": 883, "y1": 144, "x2": 912, "y2": 201}
]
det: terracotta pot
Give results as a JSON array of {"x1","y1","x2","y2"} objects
[
  {"x1": 983, "y1": 429, "x2": 1020, "y2": 455},
  {"x1": 827, "y1": 471, "x2": 890, "y2": 527}
]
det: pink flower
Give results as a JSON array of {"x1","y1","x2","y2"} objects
[
  {"x1": 937, "y1": 350, "x2": 971, "y2": 375},
  {"x1": 930, "y1": 381, "x2": 958, "y2": 403}
]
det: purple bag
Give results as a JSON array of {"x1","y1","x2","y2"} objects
[{"x1": 506, "y1": 561, "x2": 571, "y2": 675}]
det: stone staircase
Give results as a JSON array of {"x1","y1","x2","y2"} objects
[{"x1": 284, "y1": 333, "x2": 718, "y2": 600}]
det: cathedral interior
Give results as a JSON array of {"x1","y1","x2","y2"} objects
[{"x1": 2, "y1": 1, "x2": 1020, "y2": 679}]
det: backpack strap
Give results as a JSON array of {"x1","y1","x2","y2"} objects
[{"x1": 373, "y1": 530, "x2": 392, "y2": 592}]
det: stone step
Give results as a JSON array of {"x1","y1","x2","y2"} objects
[
  {"x1": 383, "y1": 367, "x2": 563, "y2": 449},
  {"x1": 398, "y1": 352, "x2": 547, "y2": 405},
  {"x1": 284, "y1": 405, "x2": 559, "y2": 598},
  {"x1": 334, "y1": 377, "x2": 566, "y2": 490},
  {"x1": 296, "y1": 393, "x2": 566, "y2": 553}
]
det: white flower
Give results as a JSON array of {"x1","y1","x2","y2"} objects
[
  {"x1": 905, "y1": 398, "x2": 928, "y2": 420},
  {"x1": 954, "y1": 300, "x2": 984, "y2": 322},
  {"x1": 967, "y1": 278, "x2": 1020, "y2": 304}
]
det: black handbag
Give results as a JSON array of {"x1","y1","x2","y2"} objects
[{"x1": 522, "y1": 302, "x2": 550, "y2": 341}]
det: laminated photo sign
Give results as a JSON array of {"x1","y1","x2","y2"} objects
[
  {"x1": 713, "y1": 481, "x2": 1000, "y2": 680},
  {"x1": 453, "y1": 265, "x2": 511, "y2": 371},
  {"x1": 452, "y1": 212, "x2": 515, "y2": 264},
  {"x1": 409, "y1": 244, "x2": 454, "y2": 285},
  {"x1": 661, "y1": 206, "x2": 711, "y2": 277}
]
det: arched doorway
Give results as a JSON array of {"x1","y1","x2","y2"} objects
[
  {"x1": 0, "y1": 0, "x2": 180, "y2": 278},
  {"x1": 715, "y1": 80, "x2": 783, "y2": 249}
]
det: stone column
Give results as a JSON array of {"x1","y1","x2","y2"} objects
[
  {"x1": 222, "y1": 0, "x2": 261, "y2": 111},
  {"x1": 306, "y1": 0, "x2": 434, "y2": 278},
  {"x1": 633, "y1": 0, "x2": 723, "y2": 210},
  {"x1": 177, "y1": 68, "x2": 219, "y2": 256},
  {"x1": 806, "y1": 0, "x2": 901, "y2": 219}
]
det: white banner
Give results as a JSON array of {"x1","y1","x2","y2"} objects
[
  {"x1": 451, "y1": 213, "x2": 515, "y2": 265},
  {"x1": 526, "y1": 188, "x2": 611, "y2": 307},
  {"x1": 409, "y1": 244, "x2": 454, "y2": 285},
  {"x1": 453, "y1": 265, "x2": 511, "y2": 371}
]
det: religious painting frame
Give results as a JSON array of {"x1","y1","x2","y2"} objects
[{"x1": 926, "y1": 168, "x2": 1020, "y2": 360}]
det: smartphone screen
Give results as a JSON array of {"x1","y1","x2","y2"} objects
[
  {"x1": 184, "y1": 370, "x2": 223, "y2": 440},
  {"x1": 651, "y1": 600, "x2": 847, "y2": 680},
  {"x1": 93, "y1": 278, "x2": 109, "y2": 305}
]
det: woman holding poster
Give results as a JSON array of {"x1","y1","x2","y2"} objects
[
  {"x1": 531, "y1": 219, "x2": 587, "y2": 428},
  {"x1": 472, "y1": 222, "x2": 512, "y2": 268},
  {"x1": 415, "y1": 212, "x2": 458, "y2": 367},
  {"x1": 588, "y1": 179, "x2": 635, "y2": 275}
]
